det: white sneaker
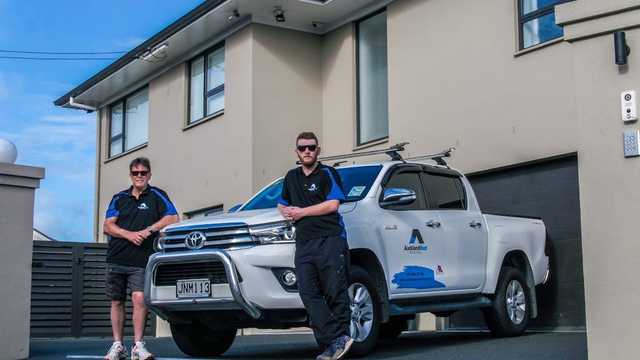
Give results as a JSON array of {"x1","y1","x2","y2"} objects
[
  {"x1": 131, "y1": 341, "x2": 154, "y2": 360},
  {"x1": 103, "y1": 342, "x2": 127, "y2": 360}
]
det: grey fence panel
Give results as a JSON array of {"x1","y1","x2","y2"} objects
[{"x1": 31, "y1": 241, "x2": 155, "y2": 338}]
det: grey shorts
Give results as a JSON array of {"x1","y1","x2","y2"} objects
[{"x1": 105, "y1": 264, "x2": 145, "y2": 301}]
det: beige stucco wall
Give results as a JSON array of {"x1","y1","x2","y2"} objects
[
  {"x1": 251, "y1": 24, "x2": 324, "y2": 190},
  {"x1": 96, "y1": 26, "x2": 255, "y2": 241},
  {"x1": 558, "y1": 0, "x2": 640, "y2": 356}
]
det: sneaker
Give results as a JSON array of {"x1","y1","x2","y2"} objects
[
  {"x1": 131, "y1": 341, "x2": 154, "y2": 360},
  {"x1": 103, "y1": 342, "x2": 127, "y2": 360},
  {"x1": 316, "y1": 335, "x2": 354, "y2": 360}
]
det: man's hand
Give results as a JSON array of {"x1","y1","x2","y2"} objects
[
  {"x1": 286, "y1": 207, "x2": 306, "y2": 221},
  {"x1": 125, "y1": 231, "x2": 145, "y2": 246}
]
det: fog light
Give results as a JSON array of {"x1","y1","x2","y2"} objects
[{"x1": 282, "y1": 270, "x2": 297, "y2": 286}]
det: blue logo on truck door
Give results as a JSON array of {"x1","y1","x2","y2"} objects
[
  {"x1": 404, "y1": 229, "x2": 428, "y2": 253},
  {"x1": 392, "y1": 266, "x2": 446, "y2": 289}
]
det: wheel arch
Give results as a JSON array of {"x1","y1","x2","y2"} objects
[
  {"x1": 349, "y1": 248, "x2": 390, "y2": 322},
  {"x1": 500, "y1": 250, "x2": 538, "y2": 319}
]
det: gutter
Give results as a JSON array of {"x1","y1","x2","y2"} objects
[{"x1": 66, "y1": 96, "x2": 97, "y2": 112}]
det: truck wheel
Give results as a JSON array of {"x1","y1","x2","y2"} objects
[
  {"x1": 379, "y1": 317, "x2": 408, "y2": 340},
  {"x1": 170, "y1": 322, "x2": 237, "y2": 356},
  {"x1": 483, "y1": 266, "x2": 530, "y2": 337},
  {"x1": 347, "y1": 265, "x2": 382, "y2": 357}
]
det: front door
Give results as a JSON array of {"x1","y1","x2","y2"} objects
[{"x1": 378, "y1": 166, "x2": 446, "y2": 296}]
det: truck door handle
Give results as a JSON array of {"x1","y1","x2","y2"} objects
[
  {"x1": 469, "y1": 221, "x2": 482, "y2": 229},
  {"x1": 426, "y1": 220, "x2": 441, "y2": 228}
]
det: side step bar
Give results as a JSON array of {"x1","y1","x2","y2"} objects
[{"x1": 389, "y1": 296, "x2": 492, "y2": 316}]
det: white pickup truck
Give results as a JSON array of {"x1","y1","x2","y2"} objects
[{"x1": 144, "y1": 145, "x2": 550, "y2": 357}]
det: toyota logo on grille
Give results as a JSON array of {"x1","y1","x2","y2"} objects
[{"x1": 185, "y1": 231, "x2": 206, "y2": 250}]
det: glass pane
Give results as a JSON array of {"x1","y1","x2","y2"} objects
[
  {"x1": 242, "y1": 179, "x2": 284, "y2": 211},
  {"x1": 338, "y1": 165, "x2": 382, "y2": 202},
  {"x1": 206, "y1": 91, "x2": 224, "y2": 116},
  {"x1": 125, "y1": 88, "x2": 149, "y2": 150},
  {"x1": 521, "y1": 0, "x2": 563, "y2": 15},
  {"x1": 384, "y1": 171, "x2": 426, "y2": 211},
  {"x1": 190, "y1": 56, "x2": 204, "y2": 122},
  {"x1": 357, "y1": 11, "x2": 389, "y2": 144},
  {"x1": 207, "y1": 47, "x2": 225, "y2": 91},
  {"x1": 522, "y1": 12, "x2": 563, "y2": 48},
  {"x1": 109, "y1": 102, "x2": 123, "y2": 156},
  {"x1": 422, "y1": 174, "x2": 465, "y2": 210},
  {"x1": 110, "y1": 138, "x2": 123, "y2": 157}
]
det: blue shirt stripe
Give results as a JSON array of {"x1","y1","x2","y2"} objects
[
  {"x1": 151, "y1": 187, "x2": 178, "y2": 216},
  {"x1": 322, "y1": 168, "x2": 346, "y2": 203}
]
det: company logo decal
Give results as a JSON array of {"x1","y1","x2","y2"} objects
[
  {"x1": 306, "y1": 183, "x2": 318, "y2": 192},
  {"x1": 392, "y1": 266, "x2": 446, "y2": 289},
  {"x1": 404, "y1": 229, "x2": 428, "y2": 253},
  {"x1": 185, "y1": 231, "x2": 206, "y2": 250},
  {"x1": 138, "y1": 202, "x2": 149, "y2": 210}
]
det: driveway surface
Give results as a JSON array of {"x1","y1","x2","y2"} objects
[{"x1": 30, "y1": 331, "x2": 587, "y2": 360}]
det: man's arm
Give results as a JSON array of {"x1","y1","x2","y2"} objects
[
  {"x1": 146, "y1": 214, "x2": 179, "y2": 234},
  {"x1": 104, "y1": 217, "x2": 145, "y2": 246},
  {"x1": 287, "y1": 200, "x2": 339, "y2": 221}
]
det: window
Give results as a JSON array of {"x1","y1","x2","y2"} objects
[
  {"x1": 189, "y1": 44, "x2": 225, "y2": 123},
  {"x1": 357, "y1": 9, "x2": 388, "y2": 145},
  {"x1": 240, "y1": 165, "x2": 383, "y2": 211},
  {"x1": 518, "y1": 0, "x2": 573, "y2": 49},
  {"x1": 109, "y1": 87, "x2": 149, "y2": 157},
  {"x1": 422, "y1": 173, "x2": 466, "y2": 210},
  {"x1": 382, "y1": 168, "x2": 426, "y2": 211}
]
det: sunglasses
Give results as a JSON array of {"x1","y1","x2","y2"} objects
[
  {"x1": 130, "y1": 171, "x2": 149, "y2": 177},
  {"x1": 297, "y1": 144, "x2": 318, "y2": 152}
]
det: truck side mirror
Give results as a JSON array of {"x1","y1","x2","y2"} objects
[{"x1": 380, "y1": 188, "x2": 416, "y2": 207}]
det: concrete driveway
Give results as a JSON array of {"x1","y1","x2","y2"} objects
[{"x1": 30, "y1": 331, "x2": 587, "y2": 360}]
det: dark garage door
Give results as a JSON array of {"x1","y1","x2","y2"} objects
[{"x1": 447, "y1": 154, "x2": 586, "y2": 330}]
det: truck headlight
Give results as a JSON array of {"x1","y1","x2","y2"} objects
[
  {"x1": 154, "y1": 231, "x2": 166, "y2": 252},
  {"x1": 249, "y1": 222, "x2": 296, "y2": 244}
]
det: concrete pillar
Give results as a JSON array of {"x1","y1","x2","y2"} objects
[{"x1": 0, "y1": 163, "x2": 45, "y2": 360}]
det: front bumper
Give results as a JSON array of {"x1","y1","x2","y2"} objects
[
  {"x1": 145, "y1": 249, "x2": 261, "y2": 319},
  {"x1": 145, "y1": 245, "x2": 304, "y2": 322}
]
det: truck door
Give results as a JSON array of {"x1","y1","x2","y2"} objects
[
  {"x1": 421, "y1": 171, "x2": 488, "y2": 291},
  {"x1": 379, "y1": 166, "x2": 446, "y2": 296}
]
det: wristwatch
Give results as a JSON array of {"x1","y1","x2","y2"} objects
[{"x1": 146, "y1": 226, "x2": 156, "y2": 234}]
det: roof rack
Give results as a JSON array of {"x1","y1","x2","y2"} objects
[
  {"x1": 405, "y1": 147, "x2": 456, "y2": 166},
  {"x1": 317, "y1": 142, "x2": 409, "y2": 167},
  {"x1": 308, "y1": 142, "x2": 455, "y2": 167}
]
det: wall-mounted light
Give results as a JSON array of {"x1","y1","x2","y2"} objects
[
  {"x1": 227, "y1": 9, "x2": 240, "y2": 21},
  {"x1": 615, "y1": 31, "x2": 631, "y2": 66},
  {"x1": 273, "y1": 6, "x2": 285, "y2": 23},
  {"x1": 139, "y1": 43, "x2": 169, "y2": 63}
]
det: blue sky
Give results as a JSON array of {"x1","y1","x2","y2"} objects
[{"x1": 0, "y1": 0, "x2": 202, "y2": 241}]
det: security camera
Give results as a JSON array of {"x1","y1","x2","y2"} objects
[{"x1": 273, "y1": 7, "x2": 285, "y2": 22}]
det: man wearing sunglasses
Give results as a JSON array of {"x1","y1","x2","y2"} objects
[
  {"x1": 278, "y1": 132, "x2": 353, "y2": 360},
  {"x1": 102, "y1": 157, "x2": 178, "y2": 360}
]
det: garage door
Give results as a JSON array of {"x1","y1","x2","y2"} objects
[{"x1": 447, "y1": 154, "x2": 586, "y2": 330}]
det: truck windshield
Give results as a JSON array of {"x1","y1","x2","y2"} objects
[{"x1": 240, "y1": 165, "x2": 383, "y2": 211}]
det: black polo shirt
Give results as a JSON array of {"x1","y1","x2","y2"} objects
[
  {"x1": 278, "y1": 163, "x2": 346, "y2": 240},
  {"x1": 105, "y1": 186, "x2": 177, "y2": 268}
]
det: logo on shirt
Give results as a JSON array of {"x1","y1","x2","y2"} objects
[
  {"x1": 306, "y1": 183, "x2": 318, "y2": 192},
  {"x1": 138, "y1": 202, "x2": 149, "y2": 210}
]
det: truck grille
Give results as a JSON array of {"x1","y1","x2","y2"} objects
[
  {"x1": 154, "y1": 261, "x2": 228, "y2": 286},
  {"x1": 162, "y1": 224, "x2": 254, "y2": 251}
]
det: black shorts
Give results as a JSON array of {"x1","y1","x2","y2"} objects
[{"x1": 105, "y1": 264, "x2": 146, "y2": 301}]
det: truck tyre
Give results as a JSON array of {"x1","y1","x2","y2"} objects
[
  {"x1": 379, "y1": 317, "x2": 408, "y2": 340},
  {"x1": 483, "y1": 266, "x2": 530, "y2": 337},
  {"x1": 347, "y1": 265, "x2": 382, "y2": 357},
  {"x1": 170, "y1": 322, "x2": 237, "y2": 356}
]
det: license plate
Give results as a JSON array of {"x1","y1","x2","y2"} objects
[{"x1": 176, "y1": 278, "x2": 211, "y2": 298}]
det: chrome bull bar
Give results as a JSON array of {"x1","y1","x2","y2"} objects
[{"x1": 144, "y1": 249, "x2": 261, "y2": 319}]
